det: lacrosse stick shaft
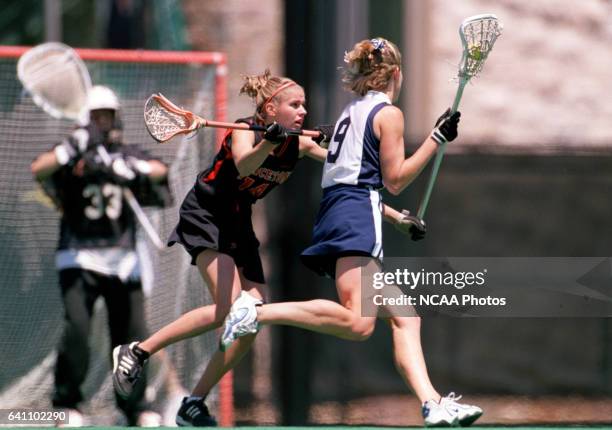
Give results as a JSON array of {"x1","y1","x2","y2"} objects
[
  {"x1": 416, "y1": 77, "x2": 468, "y2": 219},
  {"x1": 199, "y1": 118, "x2": 320, "y2": 138},
  {"x1": 123, "y1": 187, "x2": 165, "y2": 250},
  {"x1": 146, "y1": 93, "x2": 324, "y2": 143},
  {"x1": 96, "y1": 146, "x2": 165, "y2": 250},
  {"x1": 451, "y1": 77, "x2": 468, "y2": 114}
]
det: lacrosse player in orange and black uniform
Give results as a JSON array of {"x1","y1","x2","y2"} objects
[
  {"x1": 112, "y1": 70, "x2": 330, "y2": 426},
  {"x1": 31, "y1": 86, "x2": 169, "y2": 427}
]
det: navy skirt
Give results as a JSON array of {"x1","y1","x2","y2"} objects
[{"x1": 301, "y1": 184, "x2": 383, "y2": 278}]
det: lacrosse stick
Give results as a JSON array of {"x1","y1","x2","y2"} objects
[
  {"x1": 17, "y1": 42, "x2": 165, "y2": 250},
  {"x1": 17, "y1": 42, "x2": 91, "y2": 124},
  {"x1": 417, "y1": 14, "x2": 503, "y2": 219},
  {"x1": 144, "y1": 93, "x2": 323, "y2": 143}
]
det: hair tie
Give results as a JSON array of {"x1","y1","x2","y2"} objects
[{"x1": 370, "y1": 38, "x2": 386, "y2": 52}]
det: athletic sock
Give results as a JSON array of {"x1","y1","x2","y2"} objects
[
  {"x1": 186, "y1": 395, "x2": 206, "y2": 403},
  {"x1": 132, "y1": 343, "x2": 150, "y2": 362}
]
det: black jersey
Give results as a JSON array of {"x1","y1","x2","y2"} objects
[
  {"x1": 42, "y1": 137, "x2": 163, "y2": 251},
  {"x1": 196, "y1": 117, "x2": 299, "y2": 203}
]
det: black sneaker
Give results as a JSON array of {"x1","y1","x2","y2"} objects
[
  {"x1": 176, "y1": 396, "x2": 217, "y2": 427},
  {"x1": 112, "y1": 342, "x2": 149, "y2": 399}
]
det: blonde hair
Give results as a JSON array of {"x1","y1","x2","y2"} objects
[
  {"x1": 240, "y1": 69, "x2": 299, "y2": 123},
  {"x1": 342, "y1": 38, "x2": 402, "y2": 96}
]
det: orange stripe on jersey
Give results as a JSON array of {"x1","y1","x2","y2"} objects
[
  {"x1": 203, "y1": 129, "x2": 234, "y2": 182},
  {"x1": 273, "y1": 139, "x2": 290, "y2": 158}
]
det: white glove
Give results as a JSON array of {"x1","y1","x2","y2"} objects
[
  {"x1": 126, "y1": 156, "x2": 153, "y2": 175},
  {"x1": 54, "y1": 129, "x2": 90, "y2": 166},
  {"x1": 111, "y1": 157, "x2": 137, "y2": 182}
]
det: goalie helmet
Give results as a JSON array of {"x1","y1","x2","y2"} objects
[{"x1": 87, "y1": 85, "x2": 120, "y2": 112}]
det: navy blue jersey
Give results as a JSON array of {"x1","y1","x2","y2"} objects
[
  {"x1": 321, "y1": 91, "x2": 390, "y2": 189},
  {"x1": 197, "y1": 116, "x2": 299, "y2": 203}
]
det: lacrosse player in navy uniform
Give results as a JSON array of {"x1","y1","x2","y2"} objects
[
  {"x1": 220, "y1": 39, "x2": 483, "y2": 427},
  {"x1": 111, "y1": 70, "x2": 418, "y2": 426},
  {"x1": 31, "y1": 86, "x2": 168, "y2": 427}
]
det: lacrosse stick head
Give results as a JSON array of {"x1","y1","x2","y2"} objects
[
  {"x1": 144, "y1": 93, "x2": 201, "y2": 143},
  {"x1": 17, "y1": 42, "x2": 92, "y2": 124},
  {"x1": 457, "y1": 14, "x2": 503, "y2": 80}
]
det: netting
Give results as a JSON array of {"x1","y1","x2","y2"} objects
[
  {"x1": 144, "y1": 93, "x2": 200, "y2": 143},
  {"x1": 458, "y1": 14, "x2": 503, "y2": 79},
  {"x1": 0, "y1": 47, "x2": 226, "y2": 426}
]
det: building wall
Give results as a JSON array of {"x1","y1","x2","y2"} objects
[
  {"x1": 431, "y1": 0, "x2": 612, "y2": 150},
  {"x1": 182, "y1": 0, "x2": 283, "y2": 121}
]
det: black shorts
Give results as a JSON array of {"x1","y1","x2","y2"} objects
[{"x1": 168, "y1": 186, "x2": 265, "y2": 284}]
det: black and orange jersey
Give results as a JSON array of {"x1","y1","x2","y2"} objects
[{"x1": 196, "y1": 116, "x2": 299, "y2": 203}]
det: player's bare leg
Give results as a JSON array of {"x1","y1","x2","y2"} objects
[
  {"x1": 190, "y1": 261, "x2": 267, "y2": 398},
  {"x1": 138, "y1": 305, "x2": 221, "y2": 355},
  {"x1": 386, "y1": 316, "x2": 440, "y2": 402},
  {"x1": 222, "y1": 256, "x2": 378, "y2": 348},
  {"x1": 176, "y1": 250, "x2": 266, "y2": 426},
  {"x1": 113, "y1": 249, "x2": 244, "y2": 405},
  {"x1": 137, "y1": 249, "x2": 243, "y2": 355}
]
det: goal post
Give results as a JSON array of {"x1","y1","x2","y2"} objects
[{"x1": 0, "y1": 46, "x2": 232, "y2": 426}]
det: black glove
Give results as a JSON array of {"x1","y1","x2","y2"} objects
[
  {"x1": 394, "y1": 209, "x2": 427, "y2": 242},
  {"x1": 313, "y1": 124, "x2": 335, "y2": 145},
  {"x1": 263, "y1": 122, "x2": 289, "y2": 145},
  {"x1": 431, "y1": 108, "x2": 461, "y2": 145}
]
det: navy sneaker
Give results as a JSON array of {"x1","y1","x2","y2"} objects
[{"x1": 176, "y1": 396, "x2": 217, "y2": 427}]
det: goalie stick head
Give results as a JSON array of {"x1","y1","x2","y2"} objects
[{"x1": 17, "y1": 42, "x2": 92, "y2": 124}]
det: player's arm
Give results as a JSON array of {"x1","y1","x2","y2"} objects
[
  {"x1": 298, "y1": 136, "x2": 327, "y2": 162},
  {"x1": 234, "y1": 122, "x2": 294, "y2": 177},
  {"x1": 232, "y1": 127, "x2": 280, "y2": 178},
  {"x1": 382, "y1": 204, "x2": 426, "y2": 241},
  {"x1": 382, "y1": 203, "x2": 404, "y2": 224},
  {"x1": 378, "y1": 106, "x2": 438, "y2": 196},
  {"x1": 146, "y1": 160, "x2": 168, "y2": 182},
  {"x1": 124, "y1": 158, "x2": 167, "y2": 183},
  {"x1": 379, "y1": 107, "x2": 460, "y2": 196},
  {"x1": 32, "y1": 129, "x2": 92, "y2": 181},
  {"x1": 31, "y1": 149, "x2": 62, "y2": 180},
  {"x1": 298, "y1": 124, "x2": 334, "y2": 162}
]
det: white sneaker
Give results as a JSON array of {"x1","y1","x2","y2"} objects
[
  {"x1": 440, "y1": 392, "x2": 483, "y2": 426},
  {"x1": 219, "y1": 291, "x2": 263, "y2": 351},
  {"x1": 137, "y1": 411, "x2": 162, "y2": 427},
  {"x1": 422, "y1": 398, "x2": 459, "y2": 427}
]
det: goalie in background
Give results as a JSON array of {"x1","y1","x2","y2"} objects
[{"x1": 30, "y1": 85, "x2": 170, "y2": 427}]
